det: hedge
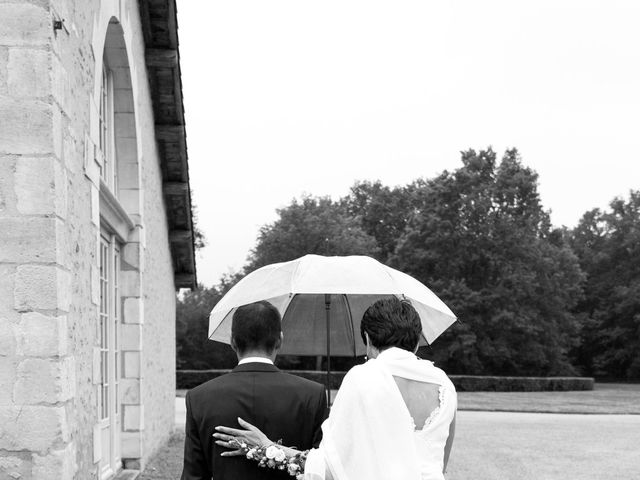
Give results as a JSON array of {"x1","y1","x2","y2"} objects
[{"x1": 177, "y1": 369, "x2": 594, "y2": 392}]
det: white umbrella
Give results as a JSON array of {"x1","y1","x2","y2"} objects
[{"x1": 209, "y1": 255, "x2": 457, "y2": 384}]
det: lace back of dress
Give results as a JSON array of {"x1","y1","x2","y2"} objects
[{"x1": 419, "y1": 386, "x2": 445, "y2": 431}]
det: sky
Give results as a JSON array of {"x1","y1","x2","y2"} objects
[{"x1": 177, "y1": 0, "x2": 640, "y2": 287}]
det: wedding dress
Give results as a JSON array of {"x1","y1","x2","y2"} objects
[{"x1": 304, "y1": 347, "x2": 457, "y2": 480}]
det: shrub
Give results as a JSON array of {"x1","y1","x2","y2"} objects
[{"x1": 176, "y1": 370, "x2": 594, "y2": 391}]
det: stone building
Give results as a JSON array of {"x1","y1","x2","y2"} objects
[{"x1": 0, "y1": 0, "x2": 196, "y2": 478}]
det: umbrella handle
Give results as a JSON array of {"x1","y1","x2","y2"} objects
[{"x1": 325, "y1": 294, "x2": 331, "y2": 402}]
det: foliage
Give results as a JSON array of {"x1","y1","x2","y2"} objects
[
  {"x1": 341, "y1": 180, "x2": 419, "y2": 262},
  {"x1": 390, "y1": 148, "x2": 584, "y2": 376},
  {"x1": 178, "y1": 148, "x2": 637, "y2": 379},
  {"x1": 245, "y1": 195, "x2": 379, "y2": 272},
  {"x1": 570, "y1": 191, "x2": 640, "y2": 379},
  {"x1": 176, "y1": 284, "x2": 237, "y2": 370}
]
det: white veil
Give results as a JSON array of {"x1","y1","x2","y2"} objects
[{"x1": 304, "y1": 347, "x2": 456, "y2": 480}]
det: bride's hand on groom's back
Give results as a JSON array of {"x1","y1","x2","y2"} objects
[{"x1": 213, "y1": 417, "x2": 272, "y2": 456}]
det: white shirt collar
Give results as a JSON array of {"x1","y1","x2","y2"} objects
[{"x1": 238, "y1": 356, "x2": 274, "y2": 365}]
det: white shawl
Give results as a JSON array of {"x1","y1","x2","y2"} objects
[{"x1": 304, "y1": 347, "x2": 456, "y2": 480}]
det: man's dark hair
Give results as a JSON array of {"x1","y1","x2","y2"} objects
[
  {"x1": 231, "y1": 300, "x2": 282, "y2": 354},
  {"x1": 360, "y1": 297, "x2": 422, "y2": 351}
]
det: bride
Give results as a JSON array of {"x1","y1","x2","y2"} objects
[{"x1": 214, "y1": 297, "x2": 457, "y2": 480}]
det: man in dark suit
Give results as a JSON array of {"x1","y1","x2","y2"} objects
[{"x1": 181, "y1": 300, "x2": 328, "y2": 480}]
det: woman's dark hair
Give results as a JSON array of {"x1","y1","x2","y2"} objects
[
  {"x1": 231, "y1": 300, "x2": 282, "y2": 353},
  {"x1": 360, "y1": 297, "x2": 422, "y2": 351}
]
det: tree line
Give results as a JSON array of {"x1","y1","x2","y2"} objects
[{"x1": 178, "y1": 148, "x2": 640, "y2": 379}]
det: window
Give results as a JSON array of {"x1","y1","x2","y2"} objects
[
  {"x1": 99, "y1": 63, "x2": 117, "y2": 193},
  {"x1": 98, "y1": 231, "x2": 122, "y2": 478}
]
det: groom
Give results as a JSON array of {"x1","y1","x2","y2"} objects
[{"x1": 181, "y1": 300, "x2": 328, "y2": 480}]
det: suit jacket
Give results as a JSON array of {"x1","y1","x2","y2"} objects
[{"x1": 181, "y1": 362, "x2": 328, "y2": 480}]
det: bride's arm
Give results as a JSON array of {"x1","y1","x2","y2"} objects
[
  {"x1": 214, "y1": 418, "x2": 334, "y2": 480},
  {"x1": 443, "y1": 413, "x2": 456, "y2": 473}
]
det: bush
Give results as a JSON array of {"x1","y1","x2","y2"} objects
[
  {"x1": 176, "y1": 370, "x2": 594, "y2": 391},
  {"x1": 449, "y1": 375, "x2": 594, "y2": 391}
]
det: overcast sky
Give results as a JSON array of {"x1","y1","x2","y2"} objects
[{"x1": 177, "y1": 0, "x2": 640, "y2": 287}]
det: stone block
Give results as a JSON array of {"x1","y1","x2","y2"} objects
[
  {"x1": 117, "y1": 162, "x2": 139, "y2": 189},
  {"x1": 52, "y1": 53, "x2": 70, "y2": 108},
  {"x1": 116, "y1": 137, "x2": 138, "y2": 164},
  {"x1": 118, "y1": 188, "x2": 141, "y2": 216},
  {"x1": 0, "y1": 357, "x2": 17, "y2": 405},
  {"x1": 90, "y1": 182, "x2": 99, "y2": 226},
  {"x1": 7, "y1": 48, "x2": 49, "y2": 97},
  {"x1": 0, "y1": 3, "x2": 49, "y2": 46},
  {"x1": 92, "y1": 346, "x2": 100, "y2": 385},
  {"x1": 0, "y1": 264, "x2": 18, "y2": 323},
  {"x1": 14, "y1": 265, "x2": 71, "y2": 312},
  {"x1": 0, "y1": 316, "x2": 16, "y2": 357},
  {"x1": 13, "y1": 357, "x2": 75, "y2": 404},
  {"x1": 0, "y1": 99, "x2": 52, "y2": 155},
  {"x1": 0, "y1": 454, "x2": 32, "y2": 480},
  {"x1": 0, "y1": 217, "x2": 56, "y2": 263},
  {"x1": 0, "y1": 405, "x2": 69, "y2": 453},
  {"x1": 14, "y1": 156, "x2": 56, "y2": 215},
  {"x1": 53, "y1": 104, "x2": 62, "y2": 159},
  {"x1": 123, "y1": 351, "x2": 140, "y2": 378},
  {"x1": 114, "y1": 89, "x2": 135, "y2": 114},
  {"x1": 120, "y1": 431, "x2": 142, "y2": 458},
  {"x1": 33, "y1": 442, "x2": 77, "y2": 480},
  {"x1": 120, "y1": 378, "x2": 140, "y2": 404},
  {"x1": 88, "y1": 97, "x2": 100, "y2": 147},
  {"x1": 122, "y1": 241, "x2": 142, "y2": 270},
  {"x1": 123, "y1": 297, "x2": 143, "y2": 324},
  {"x1": 55, "y1": 161, "x2": 68, "y2": 219},
  {"x1": 0, "y1": 47, "x2": 8, "y2": 95},
  {"x1": 123, "y1": 404, "x2": 143, "y2": 431},
  {"x1": 128, "y1": 224, "x2": 145, "y2": 244},
  {"x1": 121, "y1": 323, "x2": 141, "y2": 351},
  {"x1": 0, "y1": 154, "x2": 16, "y2": 215},
  {"x1": 112, "y1": 67, "x2": 132, "y2": 89},
  {"x1": 15, "y1": 312, "x2": 67, "y2": 357},
  {"x1": 120, "y1": 270, "x2": 141, "y2": 297},
  {"x1": 91, "y1": 264, "x2": 100, "y2": 306},
  {"x1": 114, "y1": 113, "x2": 136, "y2": 139}
]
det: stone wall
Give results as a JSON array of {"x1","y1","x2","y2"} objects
[
  {"x1": 0, "y1": 0, "x2": 178, "y2": 478},
  {"x1": 0, "y1": 1, "x2": 77, "y2": 478}
]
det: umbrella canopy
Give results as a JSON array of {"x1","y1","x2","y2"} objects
[{"x1": 209, "y1": 254, "x2": 456, "y2": 356}]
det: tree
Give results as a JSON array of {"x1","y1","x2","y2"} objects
[
  {"x1": 571, "y1": 191, "x2": 640, "y2": 378},
  {"x1": 341, "y1": 181, "x2": 419, "y2": 262},
  {"x1": 176, "y1": 284, "x2": 237, "y2": 370},
  {"x1": 245, "y1": 195, "x2": 379, "y2": 272},
  {"x1": 191, "y1": 202, "x2": 207, "y2": 251},
  {"x1": 391, "y1": 148, "x2": 584, "y2": 376}
]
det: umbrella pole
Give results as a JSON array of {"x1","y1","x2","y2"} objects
[{"x1": 324, "y1": 294, "x2": 331, "y2": 403}]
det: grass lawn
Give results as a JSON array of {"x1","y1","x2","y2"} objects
[
  {"x1": 457, "y1": 383, "x2": 640, "y2": 414},
  {"x1": 447, "y1": 412, "x2": 640, "y2": 480},
  {"x1": 142, "y1": 384, "x2": 640, "y2": 479}
]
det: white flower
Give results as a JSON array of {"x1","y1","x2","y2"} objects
[
  {"x1": 288, "y1": 464, "x2": 300, "y2": 475},
  {"x1": 265, "y1": 445, "x2": 281, "y2": 460},
  {"x1": 274, "y1": 449, "x2": 286, "y2": 462}
]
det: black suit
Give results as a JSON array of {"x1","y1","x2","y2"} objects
[{"x1": 181, "y1": 362, "x2": 328, "y2": 480}]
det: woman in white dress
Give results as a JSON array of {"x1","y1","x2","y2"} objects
[{"x1": 214, "y1": 297, "x2": 457, "y2": 480}]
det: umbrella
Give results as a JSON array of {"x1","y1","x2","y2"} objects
[{"x1": 209, "y1": 254, "x2": 456, "y2": 391}]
